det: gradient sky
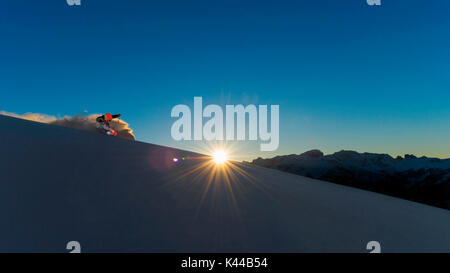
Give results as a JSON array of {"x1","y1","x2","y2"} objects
[{"x1": 1, "y1": 0, "x2": 450, "y2": 160}]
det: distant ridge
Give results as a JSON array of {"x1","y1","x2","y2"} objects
[{"x1": 250, "y1": 150, "x2": 450, "y2": 209}]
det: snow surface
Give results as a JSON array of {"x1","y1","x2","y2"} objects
[{"x1": 1, "y1": 114, "x2": 450, "y2": 252}]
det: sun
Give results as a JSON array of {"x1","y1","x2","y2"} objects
[{"x1": 213, "y1": 150, "x2": 227, "y2": 164}]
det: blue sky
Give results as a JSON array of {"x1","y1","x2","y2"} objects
[{"x1": 1, "y1": 0, "x2": 450, "y2": 160}]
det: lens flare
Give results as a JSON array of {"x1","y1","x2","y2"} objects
[
  {"x1": 213, "y1": 150, "x2": 227, "y2": 164},
  {"x1": 163, "y1": 142, "x2": 273, "y2": 229}
]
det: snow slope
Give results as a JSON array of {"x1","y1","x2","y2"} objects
[{"x1": 1, "y1": 114, "x2": 450, "y2": 253}]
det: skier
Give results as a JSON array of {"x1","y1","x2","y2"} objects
[{"x1": 96, "y1": 113, "x2": 121, "y2": 136}]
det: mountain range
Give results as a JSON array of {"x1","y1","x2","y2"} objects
[{"x1": 250, "y1": 150, "x2": 450, "y2": 209}]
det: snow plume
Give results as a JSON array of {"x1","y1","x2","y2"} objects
[
  {"x1": 0, "y1": 111, "x2": 135, "y2": 141},
  {"x1": 0, "y1": 111, "x2": 57, "y2": 123}
]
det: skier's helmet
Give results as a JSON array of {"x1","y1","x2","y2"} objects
[{"x1": 105, "y1": 113, "x2": 113, "y2": 121}]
